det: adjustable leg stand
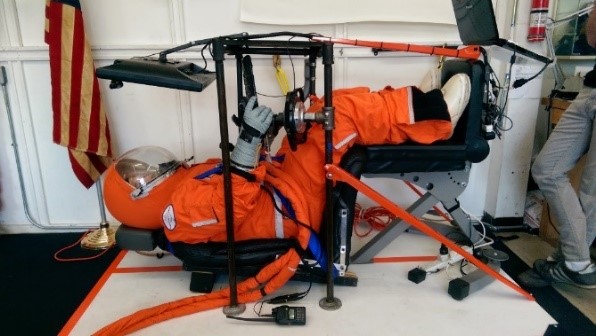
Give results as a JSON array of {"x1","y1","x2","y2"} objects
[
  {"x1": 352, "y1": 168, "x2": 472, "y2": 263},
  {"x1": 351, "y1": 193, "x2": 437, "y2": 264},
  {"x1": 444, "y1": 197, "x2": 511, "y2": 300},
  {"x1": 319, "y1": 42, "x2": 342, "y2": 311},
  {"x1": 213, "y1": 37, "x2": 245, "y2": 316},
  {"x1": 325, "y1": 164, "x2": 533, "y2": 300},
  {"x1": 448, "y1": 260, "x2": 501, "y2": 300}
]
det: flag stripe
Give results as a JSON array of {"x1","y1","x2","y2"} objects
[
  {"x1": 76, "y1": 36, "x2": 94, "y2": 151},
  {"x1": 48, "y1": 4, "x2": 64, "y2": 144},
  {"x1": 46, "y1": 0, "x2": 113, "y2": 189},
  {"x1": 83, "y1": 70, "x2": 97, "y2": 152},
  {"x1": 67, "y1": 6, "x2": 85, "y2": 149},
  {"x1": 69, "y1": 150, "x2": 98, "y2": 188},
  {"x1": 44, "y1": 0, "x2": 51, "y2": 43},
  {"x1": 58, "y1": 4, "x2": 74, "y2": 145}
]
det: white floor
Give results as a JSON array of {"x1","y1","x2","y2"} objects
[{"x1": 64, "y1": 233, "x2": 556, "y2": 336}]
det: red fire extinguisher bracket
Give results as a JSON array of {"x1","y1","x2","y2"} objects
[{"x1": 528, "y1": 0, "x2": 549, "y2": 42}]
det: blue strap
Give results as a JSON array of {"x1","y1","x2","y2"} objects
[
  {"x1": 259, "y1": 154, "x2": 285, "y2": 163},
  {"x1": 308, "y1": 233, "x2": 338, "y2": 278},
  {"x1": 193, "y1": 163, "x2": 223, "y2": 180},
  {"x1": 273, "y1": 186, "x2": 337, "y2": 278},
  {"x1": 194, "y1": 155, "x2": 283, "y2": 180},
  {"x1": 273, "y1": 187, "x2": 294, "y2": 218}
]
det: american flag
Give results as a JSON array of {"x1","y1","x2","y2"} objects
[{"x1": 45, "y1": 0, "x2": 112, "y2": 188}]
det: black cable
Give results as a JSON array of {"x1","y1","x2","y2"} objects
[
  {"x1": 286, "y1": 36, "x2": 297, "y2": 91},
  {"x1": 460, "y1": 259, "x2": 469, "y2": 276},
  {"x1": 199, "y1": 42, "x2": 211, "y2": 73},
  {"x1": 500, "y1": 52, "x2": 516, "y2": 113},
  {"x1": 512, "y1": 61, "x2": 549, "y2": 89},
  {"x1": 480, "y1": 49, "x2": 518, "y2": 138},
  {"x1": 226, "y1": 316, "x2": 275, "y2": 323},
  {"x1": 256, "y1": 92, "x2": 286, "y2": 98},
  {"x1": 258, "y1": 185, "x2": 317, "y2": 303},
  {"x1": 260, "y1": 185, "x2": 314, "y2": 232},
  {"x1": 261, "y1": 185, "x2": 322, "y2": 270},
  {"x1": 266, "y1": 282, "x2": 312, "y2": 304}
]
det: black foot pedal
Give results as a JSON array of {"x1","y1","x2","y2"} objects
[
  {"x1": 335, "y1": 271, "x2": 359, "y2": 287},
  {"x1": 115, "y1": 225, "x2": 158, "y2": 251},
  {"x1": 291, "y1": 267, "x2": 358, "y2": 287},
  {"x1": 482, "y1": 249, "x2": 509, "y2": 262},
  {"x1": 408, "y1": 267, "x2": 427, "y2": 284},
  {"x1": 190, "y1": 271, "x2": 216, "y2": 293}
]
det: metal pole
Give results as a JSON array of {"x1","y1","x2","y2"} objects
[
  {"x1": 212, "y1": 38, "x2": 245, "y2": 316},
  {"x1": 1, "y1": 65, "x2": 97, "y2": 230},
  {"x1": 96, "y1": 178, "x2": 109, "y2": 228},
  {"x1": 319, "y1": 42, "x2": 341, "y2": 310},
  {"x1": 80, "y1": 178, "x2": 115, "y2": 250}
]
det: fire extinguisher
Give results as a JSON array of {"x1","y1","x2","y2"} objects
[{"x1": 528, "y1": 0, "x2": 549, "y2": 41}]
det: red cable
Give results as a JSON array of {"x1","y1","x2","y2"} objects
[
  {"x1": 53, "y1": 230, "x2": 112, "y2": 262},
  {"x1": 353, "y1": 203, "x2": 397, "y2": 237}
]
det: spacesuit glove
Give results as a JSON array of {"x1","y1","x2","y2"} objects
[{"x1": 231, "y1": 97, "x2": 273, "y2": 170}]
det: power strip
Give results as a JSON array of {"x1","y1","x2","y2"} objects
[
  {"x1": 448, "y1": 245, "x2": 474, "y2": 264},
  {"x1": 421, "y1": 245, "x2": 474, "y2": 273}
]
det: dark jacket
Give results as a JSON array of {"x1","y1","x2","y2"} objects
[{"x1": 584, "y1": 63, "x2": 596, "y2": 88}]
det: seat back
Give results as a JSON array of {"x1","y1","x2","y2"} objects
[
  {"x1": 323, "y1": 60, "x2": 489, "y2": 267},
  {"x1": 362, "y1": 60, "x2": 489, "y2": 174}
]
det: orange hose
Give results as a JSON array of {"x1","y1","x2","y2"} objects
[{"x1": 311, "y1": 36, "x2": 481, "y2": 60}]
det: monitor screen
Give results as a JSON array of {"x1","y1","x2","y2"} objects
[{"x1": 452, "y1": 0, "x2": 500, "y2": 45}]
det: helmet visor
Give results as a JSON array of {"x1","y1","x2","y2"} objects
[{"x1": 114, "y1": 146, "x2": 182, "y2": 198}]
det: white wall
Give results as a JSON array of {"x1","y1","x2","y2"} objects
[{"x1": 0, "y1": 0, "x2": 546, "y2": 233}]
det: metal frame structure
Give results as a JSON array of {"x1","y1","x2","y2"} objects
[{"x1": 97, "y1": 30, "x2": 541, "y2": 313}]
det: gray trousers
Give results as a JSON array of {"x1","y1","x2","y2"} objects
[{"x1": 532, "y1": 86, "x2": 596, "y2": 262}]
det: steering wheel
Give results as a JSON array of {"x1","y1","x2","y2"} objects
[
  {"x1": 236, "y1": 55, "x2": 308, "y2": 151},
  {"x1": 283, "y1": 88, "x2": 309, "y2": 151}
]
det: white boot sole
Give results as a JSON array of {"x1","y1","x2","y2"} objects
[
  {"x1": 419, "y1": 68, "x2": 441, "y2": 93},
  {"x1": 441, "y1": 74, "x2": 471, "y2": 128}
]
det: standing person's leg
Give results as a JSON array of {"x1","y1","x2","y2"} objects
[
  {"x1": 527, "y1": 87, "x2": 596, "y2": 288},
  {"x1": 580, "y1": 115, "x2": 596, "y2": 252}
]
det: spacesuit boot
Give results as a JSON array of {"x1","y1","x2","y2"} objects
[
  {"x1": 441, "y1": 73, "x2": 470, "y2": 128},
  {"x1": 419, "y1": 67, "x2": 442, "y2": 93}
]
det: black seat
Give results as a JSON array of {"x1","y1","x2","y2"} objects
[
  {"x1": 115, "y1": 59, "x2": 490, "y2": 297},
  {"x1": 364, "y1": 59, "x2": 489, "y2": 173},
  {"x1": 328, "y1": 59, "x2": 492, "y2": 268}
]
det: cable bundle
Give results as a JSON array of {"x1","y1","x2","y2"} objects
[{"x1": 353, "y1": 203, "x2": 397, "y2": 237}]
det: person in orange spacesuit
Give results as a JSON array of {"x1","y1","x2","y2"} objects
[
  {"x1": 95, "y1": 72, "x2": 471, "y2": 336},
  {"x1": 104, "y1": 73, "x2": 470, "y2": 246}
]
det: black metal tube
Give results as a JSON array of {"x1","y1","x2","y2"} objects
[
  {"x1": 213, "y1": 38, "x2": 239, "y2": 307},
  {"x1": 322, "y1": 42, "x2": 335, "y2": 302},
  {"x1": 308, "y1": 52, "x2": 318, "y2": 96},
  {"x1": 225, "y1": 46, "x2": 320, "y2": 57},
  {"x1": 236, "y1": 54, "x2": 244, "y2": 118}
]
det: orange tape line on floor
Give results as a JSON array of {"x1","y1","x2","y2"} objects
[
  {"x1": 373, "y1": 255, "x2": 437, "y2": 263},
  {"x1": 114, "y1": 265, "x2": 183, "y2": 273},
  {"x1": 58, "y1": 250, "x2": 128, "y2": 336}
]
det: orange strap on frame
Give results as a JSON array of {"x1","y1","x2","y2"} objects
[
  {"x1": 325, "y1": 163, "x2": 534, "y2": 301},
  {"x1": 311, "y1": 36, "x2": 481, "y2": 60}
]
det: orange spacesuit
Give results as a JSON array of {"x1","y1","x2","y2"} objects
[
  {"x1": 97, "y1": 80, "x2": 466, "y2": 336},
  {"x1": 159, "y1": 85, "x2": 453, "y2": 244}
]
